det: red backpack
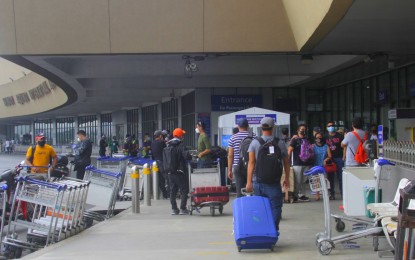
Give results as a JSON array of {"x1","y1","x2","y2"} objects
[{"x1": 352, "y1": 131, "x2": 368, "y2": 164}]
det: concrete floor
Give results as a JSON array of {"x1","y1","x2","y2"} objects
[{"x1": 1, "y1": 153, "x2": 388, "y2": 260}]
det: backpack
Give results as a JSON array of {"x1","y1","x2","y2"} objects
[
  {"x1": 210, "y1": 146, "x2": 227, "y2": 161},
  {"x1": 237, "y1": 133, "x2": 254, "y2": 177},
  {"x1": 254, "y1": 137, "x2": 283, "y2": 184},
  {"x1": 352, "y1": 131, "x2": 368, "y2": 164},
  {"x1": 299, "y1": 138, "x2": 314, "y2": 163},
  {"x1": 163, "y1": 144, "x2": 182, "y2": 174}
]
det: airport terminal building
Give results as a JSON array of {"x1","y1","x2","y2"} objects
[{"x1": 0, "y1": 0, "x2": 414, "y2": 149}]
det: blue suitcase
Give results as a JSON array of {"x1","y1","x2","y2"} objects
[{"x1": 233, "y1": 196, "x2": 279, "y2": 252}]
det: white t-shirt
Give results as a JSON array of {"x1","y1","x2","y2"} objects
[{"x1": 342, "y1": 129, "x2": 367, "y2": 166}]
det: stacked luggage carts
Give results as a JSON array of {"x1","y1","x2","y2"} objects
[
  {"x1": 188, "y1": 160, "x2": 229, "y2": 216},
  {"x1": 82, "y1": 166, "x2": 122, "y2": 226},
  {"x1": 122, "y1": 158, "x2": 152, "y2": 201},
  {"x1": 96, "y1": 156, "x2": 129, "y2": 200},
  {"x1": 2, "y1": 176, "x2": 90, "y2": 258}
]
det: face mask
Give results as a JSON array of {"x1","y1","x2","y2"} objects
[
  {"x1": 195, "y1": 128, "x2": 200, "y2": 134},
  {"x1": 327, "y1": 126, "x2": 335, "y2": 133},
  {"x1": 38, "y1": 140, "x2": 46, "y2": 147},
  {"x1": 77, "y1": 137, "x2": 81, "y2": 142}
]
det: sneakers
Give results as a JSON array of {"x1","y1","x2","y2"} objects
[
  {"x1": 329, "y1": 194, "x2": 336, "y2": 200},
  {"x1": 298, "y1": 195, "x2": 310, "y2": 202},
  {"x1": 179, "y1": 209, "x2": 190, "y2": 215},
  {"x1": 171, "y1": 209, "x2": 180, "y2": 215}
]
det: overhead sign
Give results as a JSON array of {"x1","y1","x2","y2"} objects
[
  {"x1": 388, "y1": 109, "x2": 397, "y2": 119},
  {"x1": 235, "y1": 114, "x2": 277, "y2": 125},
  {"x1": 211, "y1": 95, "x2": 262, "y2": 111},
  {"x1": 378, "y1": 125, "x2": 383, "y2": 145},
  {"x1": 221, "y1": 135, "x2": 232, "y2": 148}
]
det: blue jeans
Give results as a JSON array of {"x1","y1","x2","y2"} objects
[
  {"x1": 253, "y1": 182, "x2": 283, "y2": 231},
  {"x1": 332, "y1": 157, "x2": 344, "y2": 196},
  {"x1": 197, "y1": 159, "x2": 213, "y2": 168}
]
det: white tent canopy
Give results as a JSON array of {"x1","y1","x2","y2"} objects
[
  {"x1": 218, "y1": 107, "x2": 290, "y2": 147},
  {"x1": 218, "y1": 107, "x2": 290, "y2": 128}
]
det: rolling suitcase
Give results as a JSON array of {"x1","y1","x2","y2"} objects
[
  {"x1": 233, "y1": 196, "x2": 278, "y2": 252},
  {"x1": 190, "y1": 186, "x2": 229, "y2": 216}
]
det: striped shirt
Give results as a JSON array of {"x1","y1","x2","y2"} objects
[{"x1": 228, "y1": 131, "x2": 256, "y2": 166}]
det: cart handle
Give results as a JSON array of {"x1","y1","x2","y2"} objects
[
  {"x1": 241, "y1": 188, "x2": 254, "y2": 196},
  {"x1": 22, "y1": 177, "x2": 67, "y2": 191},
  {"x1": 97, "y1": 156, "x2": 129, "y2": 162},
  {"x1": 0, "y1": 184, "x2": 8, "y2": 191},
  {"x1": 377, "y1": 159, "x2": 395, "y2": 166},
  {"x1": 304, "y1": 166, "x2": 326, "y2": 176},
  {"x1": 85, "y1": 166, "x2": 122, "y2": 178}
]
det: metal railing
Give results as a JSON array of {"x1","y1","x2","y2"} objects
[{"x1": 383, "y1": 141, "x2": 415, "y2": 169}]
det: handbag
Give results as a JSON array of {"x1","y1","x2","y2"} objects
[{"x1": 324, "y1": 161, "x2": 337, "y2": 174}]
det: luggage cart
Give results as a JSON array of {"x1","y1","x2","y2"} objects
[
  {"x1": 82, "y1": 166, "x2": 122, "y2": 225},
  {"x1": 188, "y1": 160, "x2": 229, "y2": 216},
  {"x1": 306, "y1": 166, "x2": 384, "y2": 255},
  {"x1": 96, "y1": 156, "x2": 129, "y2": 198},
  {"x1": 3, "y1": 177, "x2": 68, "y2": 257}
]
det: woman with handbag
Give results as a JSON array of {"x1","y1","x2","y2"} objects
[{"x1": 313, "y1": 132, "x2": 332, "y2": 200}]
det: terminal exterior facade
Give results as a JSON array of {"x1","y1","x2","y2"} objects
[{"x1": 0, "y1": 0, "x2": 414, "y2": 149}]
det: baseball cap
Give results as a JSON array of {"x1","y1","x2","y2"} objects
[
  {"x1": 173, "y1": 128, "x2": 186, "y2": 138},
  {"x1": 154, "y1": 130, "x2": 163, "y2": 137},
  {"x1": 260, "y1": 117, "x2": 274, "y2": 128},
  {"x1": 35, "y1": 132, "x2": 46, "y2": 142},
  {"x1": 313, "y1": 126, "x2": 321, "y2": 133},
  {"x1": 237, "y1": 118, "x2": 249, "y2": 128}
]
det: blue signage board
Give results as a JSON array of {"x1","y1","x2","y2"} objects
[
  {"x1": 378, "y1": 90, "x2": 388, "y2": 103},
  {"x1": 211, "y1": 95, "x2": 262, "y2": 111},
  {"x1": 235, "y1": 114, "x2": 277, "y2": 125},
  {"x1": 197, "y1": 113, "x2": 211, "y2": 137},
  {"x1": 378, "y1": 125, "x2": 383, "y2": 145},
  {"x1": 221, "y1": 135, "x2": 232, "y2": 148}
]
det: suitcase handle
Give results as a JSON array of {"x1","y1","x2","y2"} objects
[{"x1": 241, "y1": 188, "x2": 254, "y2": 196}]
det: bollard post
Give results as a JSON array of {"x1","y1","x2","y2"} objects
[
  {"x1": 152, "y1": 161, "x2": 160, "y2": 200},
  {"x1": 131, "y1": 166, "x2": 140, "y2": 214},
  {"x1": 143, "y1": 163, "x2": 151, "y2": 206}
]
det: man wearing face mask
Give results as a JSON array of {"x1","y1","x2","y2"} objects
[
  {"x1": 326, "y1": 121, "x2": 344, "y2": 198},
  {"x1": 74, "y1": 130, "x2": 93, "y2": 180},
  {"x1": 195, "y1": 121, "x2": 212, "y2": 168},
  {"x1": 25, "y1": 133, "x2": 58, "y2": 174},
  {"x1": 288, "y1": 124, "x2": 313, "y2": 202}
]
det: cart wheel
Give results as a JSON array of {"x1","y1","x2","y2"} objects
[
  {"x1": 219, "y1": 205, "x2": 223, "y2": 215},
  {"x1": 8, "y1": 246, "x2": 22, "y2": 259},
  {"x1": 84, "y1": 217, "x2": 93, "y2": 228},
  {"x1": 317, "y1": 240, "x2": 334, "y2": 255},
  {"x1": 210, "y1": 207, "x2": 215, "y2": 216},
  {"x1": 270, "y1": 245, "x2": 275, "y2": 252},
  {"x1": 189, "y1": 209, "x2": 193, "y2": 215},
  {"x1": 335, "y1": 219, "x2": 345, "y2": 232},
  {"x1": 237, "y1": 246, "x2": 242, "y2": 252}
]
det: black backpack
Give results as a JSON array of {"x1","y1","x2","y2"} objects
[
  {"x1": 163, "y1": 144, "x2": 182, "y2": 174},
  {"x1": 254, "y1": 137, "x2": 283, "y2": 184},
  {"x1": 237, "y1": 133, "x2": 254, "y2": 177}
]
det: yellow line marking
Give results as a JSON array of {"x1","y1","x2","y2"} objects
[
  {"x1": 208, "y1": 242, "x2": 234, "y2": 245},
  {"x1": 195, "y1": 251, "x2": 229, "y2": 256}
]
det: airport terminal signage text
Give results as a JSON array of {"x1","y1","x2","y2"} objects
[
  {"x1": 211, "y1": 95, "x2": 262, "y2": 111},
  {"x1": 2, "y1": 80, "x2": 58, "y2": 107}
]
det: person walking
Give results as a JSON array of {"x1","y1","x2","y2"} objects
[
  {"x1": 163, "y1": 128, "x2": 192, "y2": 215},
  {"x1": 25, "y1": 133, "x2": 58, "y2": 175},
  {"x1": 288, "y1": 124, "x2": 314, "y2": 202},
  {"x1": 326, "y1": 120, "x2": 344, "y2": 198},
  {"x1": 99, "y1": 135, "x2": 108, "y2": 157},
  {"x1": 110, "y1": 136, "x2": 119, "y2": 156},
  {"x1": 195, "y1": 121, "x2": 212, "y2": 168},
  {"x1": 151, "y1": 130, "x2": 169, "y2": 199},
  {"x1": 245, "y1": 117, "x2": 290, "y2": 231},
  {"x1": 74, "y1": 130, "x2": 93, "y2": 180},
  {"x1": 5, "y1": 140, "x2": 10, "y2": 154},
  {"x1": 227, "y1": 118, "x2": 256, "y2": 198},
  {"x1": 341, "y1": 117, "x2": 368, "y2": 167}
]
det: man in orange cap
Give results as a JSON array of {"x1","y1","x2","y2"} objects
[
  {"x1": 163, "y1": 128, "x2": 192, "y2": 215},
  {"x1": 25, "y1": 133, "x2": 58, "y2": 175}
]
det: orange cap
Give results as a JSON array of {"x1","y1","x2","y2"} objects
[{"x1": 173, "y1": 128, "x2": 186, "y2": 138}]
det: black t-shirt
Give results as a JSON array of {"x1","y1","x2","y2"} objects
[
  {"x1": 326, "y1": 132, "x2": 344, "y2": 158},
  {"x1": 289, "y1": 137, "x2": 313, "y2": 166},
  {"x1": 150, "y1": 139, "x2": 166, "y2": 161}
]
